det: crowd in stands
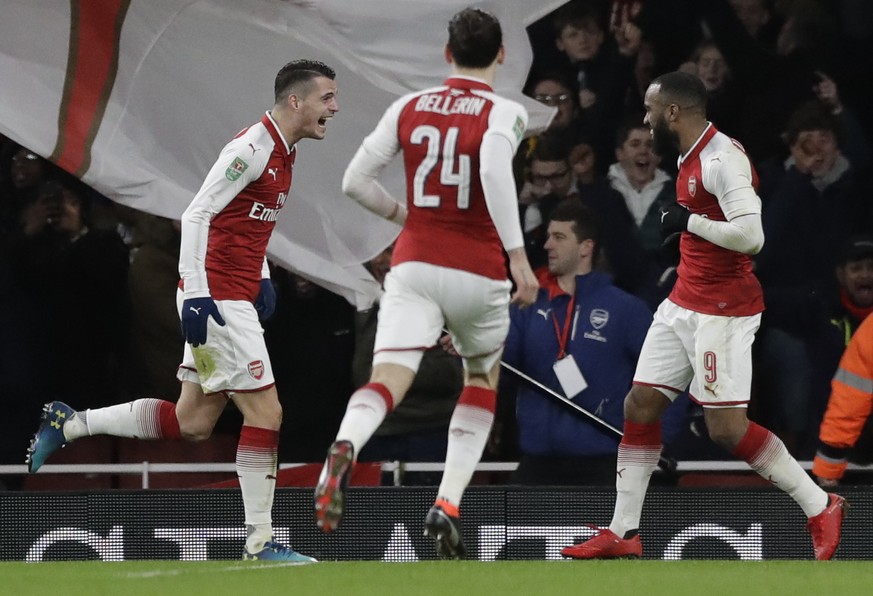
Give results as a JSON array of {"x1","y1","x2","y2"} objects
[{"x1": 2, "y1": 0, "x2": 872, "y2": 487}]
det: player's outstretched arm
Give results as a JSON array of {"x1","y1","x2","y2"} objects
[{"x1": 507, "y1": 247, "x2": 538, "y2": 307}]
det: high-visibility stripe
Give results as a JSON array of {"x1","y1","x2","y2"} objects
[
  {"x1": 833, "y1": 367, "x2": 873, "y2": 394},
  {"x1": 51, "y1": 0, "x2": 130, "y2": 176}
]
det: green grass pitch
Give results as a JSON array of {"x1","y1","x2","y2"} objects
[{"x1": 1, "y1": 560, "x2": 871, "y2": 596}]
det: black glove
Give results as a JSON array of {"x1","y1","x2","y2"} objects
[
  {"x1": 254, "y1": 278, "x2": 277, "y2": 321},
  {"x1": 659, "y1": 203, "x2": 691, "y2": 239},
  {"x1": 181, "y1": 296, "x2": 226, "y2": 347}
]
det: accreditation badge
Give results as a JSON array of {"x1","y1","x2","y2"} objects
[{"x1": 553, "y1": 354, "x2": 587, "y2": 399}]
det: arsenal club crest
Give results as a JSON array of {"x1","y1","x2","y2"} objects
[
  {"x1": 248, "y1": 360, "x2": 265, "y2": 380},
  {"x1": 688, "y1": 175, "x2": 697, "y2": 197},
  {"x1": 590, "y1": 309, "x2": 609, "y2": 330}
]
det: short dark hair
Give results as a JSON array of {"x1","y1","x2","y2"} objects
[
  {"x1": 530, "y1": 131, "x2": 572, "y2": 164},
  {"x1": 615, "y1": 113, "x2": 648, "y2": 148},
  {"x1": 549, "y1": 198, "x2": 601, "y2": 248},
  {"x1": 447, "y1": 8, "x2": 502, "y2": 69},
  {"x1": 551, "y1": 2, "x2": 604, "y2": 37},
  {"x1": 783, "y1": 100, "x2": 842, "y2": 146},
  {"x1": 274, "y1": 59, "x2": 335, "y2": 103},
  {"x1": 651, "y1": 71, "x2": 708, "y2": 113}
]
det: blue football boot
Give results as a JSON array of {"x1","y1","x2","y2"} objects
[
  {"x1": 26, "y1": 401, "x2": 76, "y2": 473},
  {"x1": 242, "y1": 540, "x2": 317, "y2": 563}
]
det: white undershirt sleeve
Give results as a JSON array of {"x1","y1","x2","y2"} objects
[
  {"x1": 342, "y1": 99, "x2": 407, "y2": 224},
  {"x1": 480, "y1": 98, "x2": 528, "y2": 251},
  {"x1": 179, "y1": 139, "x2": 268, "y2": 297},
  {"x1": 480, "y1": 132, "x2": 525, "y2": 251}
]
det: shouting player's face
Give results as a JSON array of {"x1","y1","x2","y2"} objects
[{"x1": 298, "y1": 76, "x2": 339, "y2": 140}]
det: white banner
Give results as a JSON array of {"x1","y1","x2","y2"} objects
[{"x1": 0, "y1": 0, "x2": 562, "y2": 308}]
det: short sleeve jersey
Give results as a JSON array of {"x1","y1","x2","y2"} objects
[
  {"x1": 670, "y1": 124, "x2": 765, "y2": 316},
  {"x1": 360, "y1": 76, "x2": 527, "y2": 280},
  {"x1": 179, "y1": 112, "x2": 296, "y2": 302}
]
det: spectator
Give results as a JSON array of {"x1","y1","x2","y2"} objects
[
  {"x1": 514, "y1": 69, "x2": 583, "y2": 189},
  {"x1": 760, "y1": 234, "x2": 873, "y2": 457},
  {"x1": 606, "y1": 116, "x2": 675, "y2": 262},
  {"x1": 754, "y1": 100, "x2": 871, "y2": 456},
  {"x1": 729, "y1": 0, "x2": 782, "y2": 49},
  {"x1": 813, "y1": 311, "x2": 873, "y2": 487},
  {"x1": 517, "y1": 132, "x2": 580, "y2": 271},
  {"x1": 2, "y1": 147, "x2": 51, "y2": 236},
  {"x1": 354, "y1": 245, "x2": 463, "y2": 482},
  {"x1": 503, "y1": 199, "x2": 688, "y2": 485},
  {"x1": 548, "y1": 1, "x2": 640, "y2": 174},
  {"x1": 695, "y1": 0, "x2": 835, "y2": 164},
  {"x1": 679, "y1": 39, "x2": 744, "y2": 138},
  {"x1": 6, "y1": 175, "x2": 130, "y2": 407}
]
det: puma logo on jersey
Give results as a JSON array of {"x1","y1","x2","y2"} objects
[
  {"x1": 189, "y1": 307, "x2": 202, "y2": 315},
  {"x1": 248, "y1": 143, "x2": 261, "y2": 155},
  {"x1": 536, "y1": 308, "x2": 551, "y2": 320},
  {"x1": 268, "y1": 167, "x2": 278, "y2": 181}
]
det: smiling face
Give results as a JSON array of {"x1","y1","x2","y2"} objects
[{"x1": 616, "y1": 126, "x2": 660, "y2": 187}]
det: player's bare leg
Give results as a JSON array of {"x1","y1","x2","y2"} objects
[
  {"x1": 233, "y1": 387, "x2": 315, "y2": 562},
  {"x1": 315, "y1": 363, "x2": 415, "y2": 532}
]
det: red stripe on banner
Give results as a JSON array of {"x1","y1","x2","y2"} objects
[{"x1": 53, "y1": 0, "x2": 129, "y2": 175}]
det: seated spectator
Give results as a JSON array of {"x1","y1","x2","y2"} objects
[
  {"x1": 501, "y1": 199, "x2": 688, "y2": 485},
  {"x1": 759, "y1": 235, "x2": 873, "y2": 457},
  {"x1": 813, "y1": 311, "x2": 873, "y2": 487},
  {"x1": 354, "y1": 245, "x2": 463, "y2": 482}
]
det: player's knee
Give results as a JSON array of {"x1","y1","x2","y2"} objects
[
  {"x1": 624, "y1": 386, "x2": 668, "y2": 424},
  {"x1": 180, "y1": 427, "x2": 212, "y2": 442},
  {"x1": 177, "y1": 418, "x2": 213, "y2": 442},
  {"x1": 706, "y1": 423, "x2": 744, "y2": 451}
]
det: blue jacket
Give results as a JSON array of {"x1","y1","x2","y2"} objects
[{"x1": 504, "y1": 270, "x2": 687, "y2": 457}]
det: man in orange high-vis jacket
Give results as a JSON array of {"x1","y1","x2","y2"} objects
[{"x1": 813, "y1": 313, "x2": 873, "y2": 485}]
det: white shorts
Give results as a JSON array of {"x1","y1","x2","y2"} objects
[
  {"x1": 175, "y1": 291, "x2": 274, "y2": 395},
  {"x1": 373, "y1": 262, "x2": 512, "y2": 375},
  {"x1": 633, "y1": 299, "x2": 761, "y2": 407}
]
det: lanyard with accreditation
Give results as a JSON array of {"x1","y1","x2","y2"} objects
[{"x1": 551, "y1": 293, "x2": 588, "y2": 398}]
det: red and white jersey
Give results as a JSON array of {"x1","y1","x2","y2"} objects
[
  {"x1": 179, "y1": 112, "x2": 295, "y2": 302},
  {"x1": 670, "y1": 123, "x2": 764, "y2": 316},
  {"x1": 358, "y1": 76, "x2": 527, "y2": 280}
]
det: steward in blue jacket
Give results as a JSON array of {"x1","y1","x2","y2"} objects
[{"x1": 503, "y1": 199, "x2": 688, "y2": 485}]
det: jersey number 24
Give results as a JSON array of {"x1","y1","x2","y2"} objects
[{"x1": 410, "y1": 125, "x2": 471, "y2": 209}]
